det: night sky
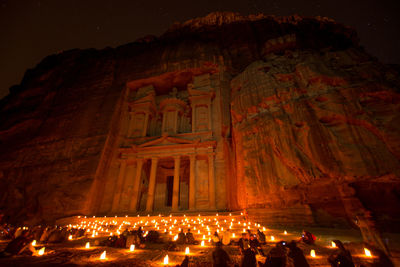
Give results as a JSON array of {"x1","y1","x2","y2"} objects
[{"x1": 0, "y1": 0, "x2": 399, "y2": 99}]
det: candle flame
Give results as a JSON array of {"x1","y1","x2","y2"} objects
[
  {"x1": 164, "y1": 255, "x2": 169, "y2": 265},
  {"x1": 284, "y1": 230, "x2": 287, "y2": 235},
  {"x1": 85, "y1": 242, "x2": 90, "y2": 249},
  {"x1": 364, "y1": 248, "x2": 372, "y2": 257},
  {"x1": 331, "y1": 241, "x2": 336, "y2": 248},
  {"x1": 232, "y1": 233, "x2": 235, "y2": 238},
  {"x1": 68, "y1": 235, "x2": 73, "y2": 240},
  {"x1": 201, "y1": 240, "x2": 205, "y2": 246},
  {"x1": 32, "y1": 240, "x2": 36, "y2": 246},
  {"x1": 270, "y1": 236, "x2": 275, "y2": 241},
  {"x1": 38, "y1": 247, "x2": 45, "y2": 256},
  {"x1": 185, "y1": 247, "x2": 190, "y2": 254},
  {"x1": 100, "y1": 250, "x2": 106, "y2": 260},
  {"x1": 130, "y1": 244, "x2": 135, "y2": 251},
  {"x1": 310, "y1": 249, "x2": 316, "y2": 257}
]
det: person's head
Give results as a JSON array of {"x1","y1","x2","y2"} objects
[
  {"x1": 214, "y1": 231, "x2": 218, "y2": 236},
  {"x1": 250, "y1": 234, "x2": 255, "y2": 240},
  {"x1": 187, "y1": 228, "x2": 191, "y2": 232},
  {"x1": 332, "y1": 240, "x2": 345, "y2": 250},
  {"x1": 257, "y1": 229, "x2": 261, "y2": 233},
  {"x1": 216, "y1": 241, "x2": 222, "y2": 248},
  {"x1": 287, "y1": 240, "x2": 297, "y2": 250}
]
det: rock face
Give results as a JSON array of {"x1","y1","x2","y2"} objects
[{"x1": 0, "y1": 12, "x2": 399, "y2": 230}]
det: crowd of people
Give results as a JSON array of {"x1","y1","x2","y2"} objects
[{"x1": 0, "y1": 214, "x2": 394, "y2": 267}]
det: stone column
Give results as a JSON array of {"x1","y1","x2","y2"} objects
[
  {"x1": 208, "y1": 154, "x2": 216, "y2": 209},
  {"x1": 129, "y1": 159, "x2": 144, "y2": 212},
  {"x1": 111, "y1": 160, "x2": 127, "y2": 212},
  {"x1": 191, "y1": 106, "x2": 196, "y2": 133},
  {"x1": 171, "y1": 156, "x2": 181, "y2": 211},
  {"x1": 189, "y1": 154, "x2": 196, "y2": 210},
  {"x1": 207, "y1": 102, "x2": 212, "y2": 131},
  {"x1": 145, "y1": 157, "x2": 159, "y2": 212},
  {"x1": 142, "y1": 112, "x2": 149, "y2": 137}
]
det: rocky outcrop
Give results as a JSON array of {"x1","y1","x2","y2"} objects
[
  {"x1": 231, "y1": 50, "x2": 400, "y2": 230},
  {"x1": 0, "y1": 12, "x2": 399, "y2": 230}
]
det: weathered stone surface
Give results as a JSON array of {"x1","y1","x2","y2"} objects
[{"x1": 0, "y1": 12, "x2": 399, "y2": 231}]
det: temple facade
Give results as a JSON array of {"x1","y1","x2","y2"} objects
[{"x1": 94, "y1": 71, "x2": 234, "y2": 214}]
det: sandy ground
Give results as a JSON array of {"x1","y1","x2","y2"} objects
[{"x1": 0, "y1": 215, "x2": 399, "y2": 266}]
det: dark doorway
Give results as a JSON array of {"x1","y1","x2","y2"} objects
[{"x1": 166, "y1": 176, "x2": 174, "y2": 206}]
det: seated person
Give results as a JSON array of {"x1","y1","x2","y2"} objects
[
  {"x1": 238, "y1": 233, "x2": 250, "y2": 254},
  {"x1": 249, "y1": 234, "x2": 264, "y2": 256},
  {"x1": 177, "y1": 229, "x2": 186, "y2": 244},
  {"x1": 242, "y1": 248, "x2": 256, "y2": 267},
  {"x1": 185, "y1": 228, "x2": 197, "y2": 244},
  {"x1": 299, "y1": 230, "x2": 316, "y2": 245},
  {"x1": 146, "y1": 230, "x2": 160, "y2": 243},
  {"x1": 257, "y1": 229, "x2": 266, "y2": 243},
  {"x1": 222, "y1": 229, "x2": 231, "y2": 246},
  {"x1": 0, "y1": 230, "x2": 35, "y2": 258},
  {"x1": 327, "y1": 240, "x2": 354, "y2": 267},
  {"x1": 212, "y1": 231, "x2": 221, "y2": 245},
  {"x1": 287, "y1": 240, "x2": 310, "y2": 267},
  {"x1": 259, "y1": 241, "x2": 287, "y2": 267},
  {"x1": 212, "y1": 242, "x2": 231, "y2": 267}
]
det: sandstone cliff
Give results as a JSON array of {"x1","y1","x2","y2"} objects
[{"x1": 0, "y1": 12, "x2": 399, "y2": 230}]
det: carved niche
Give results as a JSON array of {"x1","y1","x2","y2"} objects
[{"x1": 128, "y1": 85, "x2": 156, "y2": 137}]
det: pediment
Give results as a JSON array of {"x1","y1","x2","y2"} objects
[{"x1": 138, "y1": 135, "x2": 198, "y2": 148}]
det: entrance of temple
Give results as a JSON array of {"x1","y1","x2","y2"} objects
[{"x1": 166, "y1": 175, "x2": 174, "y2": 207}]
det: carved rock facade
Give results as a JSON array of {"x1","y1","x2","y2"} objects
[{"x1": 0, "y1": 12, "x2": 399, "y2": 230}]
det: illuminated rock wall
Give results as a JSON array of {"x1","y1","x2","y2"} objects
[{"x1": 0, "y1": 12, "x2": 399, "y2": 229}]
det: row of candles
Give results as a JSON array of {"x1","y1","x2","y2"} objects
[{"x1": 29, "y1": 213, "x2": 374, "y2": 264}]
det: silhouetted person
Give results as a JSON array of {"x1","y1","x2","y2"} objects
[
  {"x1": 213, "y1": 231, "x2": 221, "y2": 245},
  {"x1": 212, "y1": 242, "x2": 231, "y2": 267},
  {"x1": 250, "y1": 234, "x2": 265, "y2": 256},
  {"x1": 238, "y1": 233, "x2": 250, "y2": 254},
  {"x1": 287, "y1": 240, "x2": 309, "y2": 267},
  {"x1": 299, "y1": 230, "x2": 315, "y2": 245},
  {"x1": 242, "y1": 248, "x2": 257, "y2": 267},
  {"x1": 260, "y1": 241, "x2": 287, "y2": 267},
  {"x1": 0, "y1": 230, "x2": 35, "y2": 257},
  {"x1": 327, "y1": 240, "x2": 354, "y2": 267},
  {"x1": 177, "y1": 229, "x2": 186, "y2": 244},
  {"x1": 257, "y1": 229, "x2": 266, "y2": 243},
  {"x1": 186, "y1": 228, "x2": 197, "y2": 244}
]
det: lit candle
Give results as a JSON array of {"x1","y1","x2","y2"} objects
[
  {"x1": 232, "y1": 233, "x2": 235, "y2": 238},
  {"x1": 100, "y1": 250, "x2": 106, "y2": 260},
  {"x1": 331, "y1": 241, "x2": 336, "y2": 248},
  {"x1": 68, "y1": 235, "x2": 73, "y2": 240},
  {"x1": 364, "y1": 248, "x2": 372, "y2": 257},
  {"x1": 130, "y1": 244, "x2": 135, "y2": 251},
  {"x1": 270, "y1": 236, "x2": 275, "y2": 241},
  {"x1": 32, "y1": 240, "x2": 36, "y2": 246},
  {"x1": 85, "y1": 242, "x2": 90, "y2": 249},
  {"x1": 284, "y1": 230, "x2": 287, "y2": 235},
  {"x1": 164, "y1": 255, "x2": 169, "y2": 265},
  {"x1": 38, "y1": 247, "x2": 45, "y2": 256},
  {"x1": 201, "y1": 240, "x2": 205, "y2": 246},
  {"x1": 185, "y1": 247, "x2": 190, "y2": 255},
  {"x1": 310, "y1": 249, "x2": 316, "y2": 258}
]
